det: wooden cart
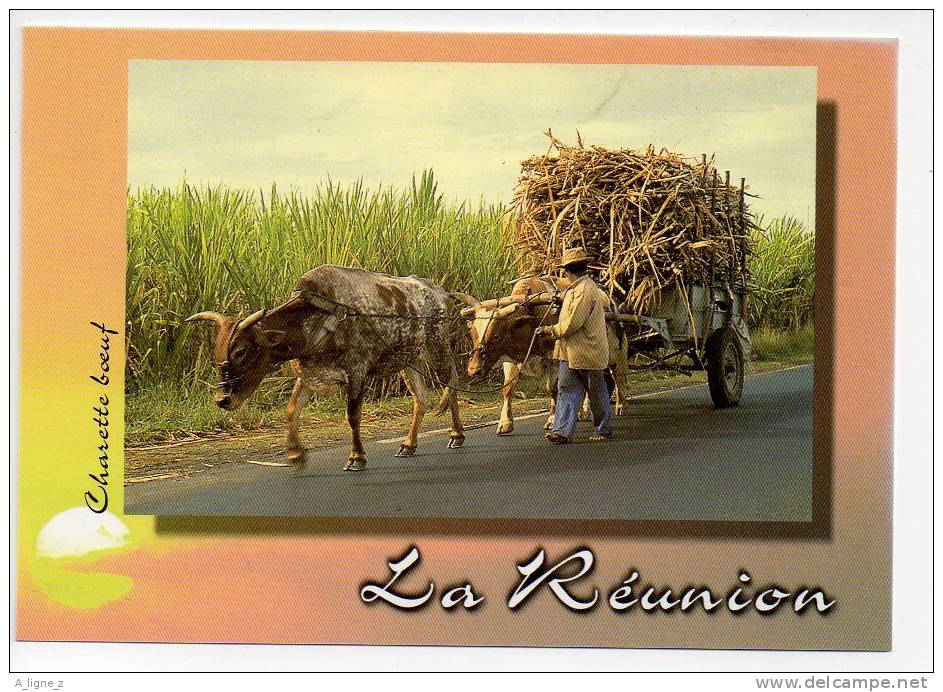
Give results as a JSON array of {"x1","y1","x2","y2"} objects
[{"x1": 611, "y1": 281, "x2": 752, "y2": 407}]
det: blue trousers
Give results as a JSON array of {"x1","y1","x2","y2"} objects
[{"x1": 552, "y1": 361, "x2": 613, "y2": 439}]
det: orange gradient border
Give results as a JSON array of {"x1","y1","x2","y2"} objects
[{"x1": 17, "y1": 29, "x2": 895, "y2": 649}]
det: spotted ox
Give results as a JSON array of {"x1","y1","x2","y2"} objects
[
  {"x1": 461, "y1": 276, "x2": 629, "y2": 435},
  {"x1": 186, "y1": 265, "x2": 465, "y2": 472}
]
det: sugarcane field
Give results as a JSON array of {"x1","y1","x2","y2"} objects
[{"x1": 125, "y1": 63, "x2": 815, "y2": 521}]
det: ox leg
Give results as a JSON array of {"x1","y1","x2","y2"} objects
[
  {"x1": 342, "y1": 394, "x2": 367, "y2": 472},
  {"x1": 612, "y1": 365, "x2": 629, "y2": 416},
  {"x1": 286, "y1": 377, "x2": 312, "y2": 470},
  {"x1": 613, "y1": 385, "x2": 626, "y2": 416},
  {"x1": 396, "y1": 368, "x2": 428, "y2": 457},
  {"x1": 579, "y1": 393, "x2": 592, "y2": 421},
  {"x1": 578, "y1": 368, "x2": 594, "y2": 421},
  {"x1": 608, "y1": 328, "x2": 629, "y2": 415},
  {"x1": 544, "y1": 366, "x2": 558, "y2": 430},
  {"x1": 496, "y1": 361, "x2": 520, "y2": 435},
  {"x1": 445, "y1": 366, "x2": 466, "y2": 449}
]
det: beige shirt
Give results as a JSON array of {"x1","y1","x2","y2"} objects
[{"x1": 549, "y1": 275, "x2": 610, "y2": 370}]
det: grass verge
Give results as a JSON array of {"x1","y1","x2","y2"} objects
[{"x1": 750, "y1": 324, "x2": 814, "y2": 363}]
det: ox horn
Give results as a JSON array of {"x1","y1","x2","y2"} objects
[
  {"x1": 451, "y1": 292, "x2": 480, "y2": 319},
  {"x1": 239, "y1": 309, "x2": 267, "y2": 330},
  {"x1": 493, "y1": 303, "x2": 519, "y2": 319},
  {"x1": 450, "y1": 291, "x2": 480, "y2": 308},
  {"x1": 527, "y1": 293, "x2": 557, "y2": 306},
  {"x1": 185, "y1": 311, "x2": 226, "y2": 325}
]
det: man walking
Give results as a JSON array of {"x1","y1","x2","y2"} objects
[{"x1": 537, "y1": 248, "x2": 613, "y2": 444}]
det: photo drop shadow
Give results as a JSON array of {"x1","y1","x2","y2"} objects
[{"x1": 152, "y1": 102, "x2": 836, "y2": 541}]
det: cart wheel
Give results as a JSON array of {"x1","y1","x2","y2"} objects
[{"x1": 705, "y1": 326, "x2": 744, "y2": 408}]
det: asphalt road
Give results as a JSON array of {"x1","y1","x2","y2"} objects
[{"x1": 125, "y1": 365, "x2": 813, "y2": 521}]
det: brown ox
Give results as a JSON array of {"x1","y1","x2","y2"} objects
[
  {"x1": 461, "y1": 276, "x2": 629, "y2": 435},
  {"x1": 186, "y1": 265, "x2": 465, "y2": 472}
]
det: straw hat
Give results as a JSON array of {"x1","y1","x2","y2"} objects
[{"x1": 558, "y1": 247, "x2": 593, "y2": 269}]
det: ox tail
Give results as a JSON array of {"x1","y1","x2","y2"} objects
[{"x1": 433, "y1": 387, "x2": 452, "y2": 416}]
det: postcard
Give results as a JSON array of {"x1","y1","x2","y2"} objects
[{"x1": 15, "y1": 25, "x2": 897, "y2": 655}]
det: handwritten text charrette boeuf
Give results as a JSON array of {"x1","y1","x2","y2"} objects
[
  {"x1": 85, "y1": 321, "x2": 118, "y2": 514},
  {"x1": 360, "y1": 547, "x2": 837, "y2": 615}
]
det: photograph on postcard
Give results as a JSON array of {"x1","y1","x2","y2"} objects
[
  {"x1": 123, "y1": 62, "x2": 816, "y2": 521},
  {"x1": 16, "y1": 22, "x2": 905, "y2": 654}
]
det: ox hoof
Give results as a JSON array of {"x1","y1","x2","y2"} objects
[
  {"x1": 615, "y1": 403, "x2": 626, "y2": 416},
  {"x1": 578, "y1": 411, "x2": 592, "y2": 422},
  {"x1": 447, "y1": 434, "x2": 465, "y2": 449},
  {"x1": 395, "y1": 445, "x2": 417, "y2": 458},
  {"x1": 496, "y1": 421, "x2": 514, "y2": 436},
  {"x1": 343, "y1": 456, "x2": 366, "y2": 472},
  {"x1": 287, "y1": 449, "x2": 307, "y2": 467}
]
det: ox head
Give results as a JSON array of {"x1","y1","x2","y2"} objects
[
  {"x1": 186, "y1": 309, "x2": 287, "y2": 411},
  {"x1": 464, "y1": 302, "x2": 539, "y2": 379}
]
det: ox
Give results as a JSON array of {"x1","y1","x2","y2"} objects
[
  {"x1": 186, "y1": 265, "x2": 466, "y2": 472},
  {"x1": 461, "y1": 276, "x2": 629, "y2": 435}
]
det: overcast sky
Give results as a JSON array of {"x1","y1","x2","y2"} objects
[{"x1": 129, "y1": 61, "x2": 816, "y2": 227}]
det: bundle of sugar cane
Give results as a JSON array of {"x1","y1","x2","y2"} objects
[{"x1": 506, "y1": 132, "x2": 756, "y2": 314}]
